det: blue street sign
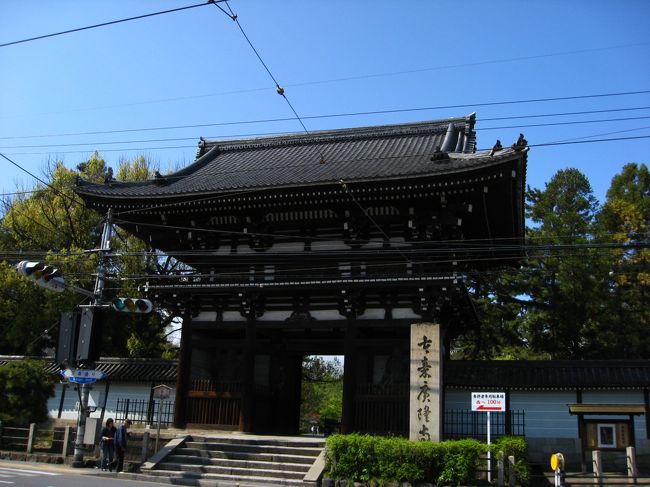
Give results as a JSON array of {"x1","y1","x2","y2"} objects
[{"x1": 61, "y1": 368, "x2": 106, "y2": 384}]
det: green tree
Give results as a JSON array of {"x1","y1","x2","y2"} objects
[
  {"x1": 0, "y1": 153, "x2": 176, "y2": 358},
  {"x1": 518, "y1": 168, "x2": 607, "y2": 358},
  {"x1": 594, "y1": 163, "x2": 650, "y2": 357},
  {"x1": 0, "y1": 360, "x2": 55, "y2": 425},
  {"x1": 301, "y1": 356, "x2": 343, "y2": 431}
]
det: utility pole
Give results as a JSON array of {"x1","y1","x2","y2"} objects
[
  {"x1": 72, "y1": 209, "x2": 113, "y2": 465},
  {"x1": 16, "y1": 207, "x2": 152, "y2": 465}
]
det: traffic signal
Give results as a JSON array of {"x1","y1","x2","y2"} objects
[
  {"x1": 76, "y1": 308, "x2": 103, "y2": 363},
  {"x1": 16, "y1": 260, "x2": 66, "y2": 292},
  {"x1": 56, "y1": 312, "x2": 78, "y2": 367},
  {"x1": 112, "y1": 297, "x2": 153, "y2": 313}
]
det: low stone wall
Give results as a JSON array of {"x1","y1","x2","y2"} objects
[{"x1": 0, "y1": 451, "x2": 65, "y2": 464}]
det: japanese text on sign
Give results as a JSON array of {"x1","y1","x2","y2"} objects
[{"x1": 471, "y1": 392, "x2": 506, "y2": 412}]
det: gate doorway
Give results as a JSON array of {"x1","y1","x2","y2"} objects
[{"x1": 300, "y1": 356, "x2": 343, "y2": 436}]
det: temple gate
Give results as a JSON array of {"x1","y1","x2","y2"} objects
[{"x1": 75, "y1": 115, "x2": 527, "y2": 436}]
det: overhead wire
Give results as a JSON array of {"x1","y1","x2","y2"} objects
[
  {"x1": 1, "y1": 42, "x2": 647, "y2": 118},
  {"x1": 0, "y1": 1, "x2": 218, "y2": 48},
  {"x1": 209, "y1": 0, "x2": 403, "y2": 255},
  {"x1": 7, "y1": 244, "x2": 644, "y2": 284},
  {"x1": 3, "y1": 109, "x2": 650, "y2": 150},
  {"x1": 50, "y1": 243, "x2": 649, "y2": 285},
  {"x1": 0, "y1": 113, "x2": 650, "y2": 151},
  {"x1": 3, "y1": 89, "x2": 649, "y2": 140}
]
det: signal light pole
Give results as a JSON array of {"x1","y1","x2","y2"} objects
[
  {"x1": 72, "y1": 209, "x2": 114, "y2": 465},
  {"x1": 15, "y1": 208, "x2": 155, "y2": 466}
]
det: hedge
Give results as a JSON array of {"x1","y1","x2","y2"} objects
[
  {"x1": 325, "y1": 434, "x2": 528, "y2": 486},
  {"x1": 325, "y1": 434, "x2": 485, "y2": 486}
]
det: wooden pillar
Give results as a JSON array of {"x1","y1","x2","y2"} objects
[
  {"x1": 239, "y1": 318, "x2": 256, "y2": 432},
  {"x1": 341, "y1": 319, "x2": 357, "y2": 434},
  {"x1": 410, "y1": 322, "x2": 443, "y2": 442},
  {"x1": 643, "y1": 387, "x2": 650, "y2": 439},
  {"x1": 173, "y1": 311, "x2": 193, "y2": 428}
]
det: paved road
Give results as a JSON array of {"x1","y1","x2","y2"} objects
[{"x1": 0, "y1": 463, "x2": 172, "y2": 487}]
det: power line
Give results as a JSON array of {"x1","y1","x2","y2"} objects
[
  {"x1": 2, "y1": 111, "x2": 650, "y2": 150},
  {"x1": 0, "y1": 151, "x2": 86, "y2": 211},
  {"x1": 0, "y1": 1, "x2": 217, "y2": 48},
  {"x1": 209, "y1": 2, "x2": 308, "y2": 132},
  {"x1": 5, "y1": 244, "x2": 647, "y2": 284},
  {"x1": 3, "y1": 89, "x2": 649, "y2": 140},
  {"x1": 6, "y1": 131, "x2": 648, "y2": 160},
  {"x1": 2, "y1": 42, "x2": 647, "y2": 118}
]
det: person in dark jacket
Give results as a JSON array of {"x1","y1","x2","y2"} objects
[
  {"x1": 99, "y1": 418, "x2": 116, "y2": 471},
  {"x1": 113, "y1": 419, "x2": 132, "y2": 472}
]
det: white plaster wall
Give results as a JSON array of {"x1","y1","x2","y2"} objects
[{"x1": 47, "y1": 382, "x2": 175, "y2": 422}]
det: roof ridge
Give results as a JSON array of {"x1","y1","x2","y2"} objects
[{"x1": 201, "y1": 116, "x2": 475, "y2": 154}]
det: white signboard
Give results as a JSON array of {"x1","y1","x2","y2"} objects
[
  {"x1": 61, "y1": 368, "x2": 106, "y2": 384},
  {"x1": 471, "y1": 391, "x2": 506, "y2": 412}
]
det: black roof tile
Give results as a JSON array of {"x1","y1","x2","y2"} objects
[
  {"x1": 0, "y1": 356, "x2": 177, "y2": 383},
  {"x1": 74, "y1": 115, "x2": 525, "y2": 200},
  {"x1": 445, "y1": 360, "x2": 650, "y2": 390}
]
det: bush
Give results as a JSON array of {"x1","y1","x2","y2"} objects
[
  {"x1": 491, "y1": 436, "x2": 529, "y2": 482},
  {"x1": 0, "y1": 360, "x2": 55, "y2": 426},
  {"x1": 325, "y1": 434, "x2": 486, "y2": 486}
]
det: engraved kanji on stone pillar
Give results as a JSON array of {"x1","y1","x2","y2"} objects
[{"x1": 410, "y1": 323, "x2": 442, "y2": 441}]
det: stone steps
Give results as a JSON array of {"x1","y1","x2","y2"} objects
[
  {"x1": 170, "y1": 449, "x2": 317, "y2": 465},
  {"x1": 147, "y1": 436, "x2": 324, "y2": 486}
]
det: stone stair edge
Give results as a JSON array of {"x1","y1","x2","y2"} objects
[
  {"x1": 165, "y1": 453, "x2": 315, "y2": 465},
  {"x1": 156, "y1": 462, "x2": 307, "y2": 476},
  {"x1": 189, "y1": 436, "x2": 325, "y2": 446},
  {"x1": 160, "y1": 457, "x2": 312, "y2": 470},
  {"x1": 177, "y1": 446, "x2": 322, "y2": 458},
  {"x1": 145, "y1": 469, "x2": 304, "y2": 485}
]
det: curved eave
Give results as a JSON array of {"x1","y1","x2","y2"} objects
[{"x1": 74, "y1": 148, "x2": 527, "y2": 208}]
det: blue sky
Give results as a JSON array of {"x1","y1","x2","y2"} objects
[{"x1": 1, "y1": 0, "x2": 649, "y2": 204}]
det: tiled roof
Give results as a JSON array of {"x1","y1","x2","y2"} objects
[
  {"x1": 445, "y1": 360, "x2": 650, "y2": 390},
  {"x1": 73, "y1": 115, "x2": 525, "y2": 200},
  {"x1": 0, "y1": 356, "x2": 178, "y2": 383}
]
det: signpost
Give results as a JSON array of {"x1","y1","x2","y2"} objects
[
  {"x1": 152, "y1": 385, "x2": 172, "y2": 453},
  {"x1": 472, "y1": 392, "x2": 506, "y2": 483}
]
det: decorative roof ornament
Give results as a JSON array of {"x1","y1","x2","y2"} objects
[
  {"x1": 104, "y1": 167, "x2": 113, "y2": 184},
  {"x1": 489, "y1": 140, "x2": 503, "y2": 157},
  {"x1": 512, "y1": 133, "x2": 528, "y2": 151},
  {"x1": 430, "y1": 146, "x2": 449, "y2": 163},
  {"x1": 440, "y1": 123, "x2": 457, "y2": 153}
]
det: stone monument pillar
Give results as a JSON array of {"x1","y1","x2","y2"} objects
[{"x1": 409, "y1": 323, "x2": 443, "y2": 441}]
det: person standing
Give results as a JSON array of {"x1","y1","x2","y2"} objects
[
  {"x1": 99, "y1": 418, "x2": 116, "y2": 471},
  {"x1": 113, "y1": 419, "x2": 132, "y2": 472}
]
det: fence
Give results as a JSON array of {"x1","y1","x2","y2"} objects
[
  {"x1": 115, "y1": 398, "x2": 175, "y2": 427},
  {"x1": 443, "y1": 409, "x2": 525, "y2": 440},
  {"x1": 0, "y1": 424, "x2": 74, "y2": 456}
]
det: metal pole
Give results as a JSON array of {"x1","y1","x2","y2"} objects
[
  {"x1": 73, "y1": 384, "x2": 91, "y2": 463},
  {"x1": 155, "y1": 397, "x2": 163, "y2": 453},
  {"x1": 487, "y1": 411, "x2": 492, "y2": 483},
  {"x1": 72, "y1": 209, "x2": 113, "y2": 467}
]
